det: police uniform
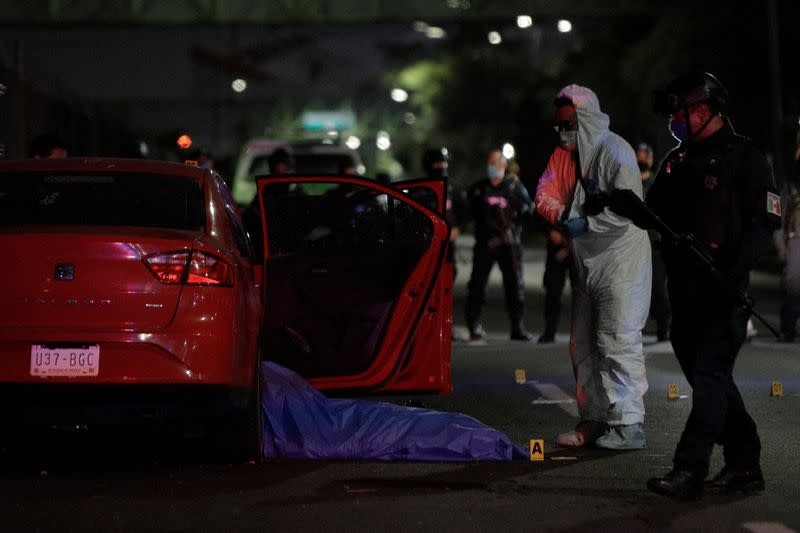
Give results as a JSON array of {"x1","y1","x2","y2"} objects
[
  {"x1": 445, "y1": 183, "x2": 467, "y2": 278},
  {"x1": 647, "y1": 117, "x2": 781, "y2": 479},
  {"x1": 466, "y1": 177, "x2": 532, "y2": 338}
]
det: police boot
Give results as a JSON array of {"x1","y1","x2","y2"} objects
[
  {"x1": 647, "y1": 469, "x2": 705, "y2": 501},
  {"x1": 706, "y1": 465, "x2": 765, "y2": 493},
  {"x1": 510, "y1": 319, "x2": 534, "y2": 342},
  {"x1": 467, "y1": 315, "x2": 486, "y2": 341},
  {"x1": 537, "y1": 314, "x2": 558, "y2": 344}
]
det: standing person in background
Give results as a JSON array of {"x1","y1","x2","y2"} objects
[
  {"x1": 243, "y1": 147, "x2": 295, "y2": 261},
  {"x1": 536, "y1": 221, "x2": 572, "y2": 344},
  {"x1": 422, "y1": 148, "x2": 467, "y2": 280},
  {"x1": 638, "y1": 142, "x2": 671, "y2": 342},
  {"x1": 535, "y1": 84, "x2": 651, "y2": 450},
  {"x1": 779, "y1": 136, "x2": 800, "y2": 342},
  {"x1": 466, "y1": 149, "x2": 534, "y2": 342},
  {"x1": 506, "y1": 159, "x2": 528, "y2": 299},
  {"x1": 195, "y1": 149, "x2": 215, "y2": 170}
]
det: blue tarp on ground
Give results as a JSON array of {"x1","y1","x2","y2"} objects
[{"x1": 261, "y1": 362, "x2": 527, "y2": 461}]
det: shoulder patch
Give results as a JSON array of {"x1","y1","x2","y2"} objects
[{"x1": 767, "y1": 191, "x2": 781, "y2": 216}]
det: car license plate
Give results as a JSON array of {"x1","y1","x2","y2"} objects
[{"x1": 30, "y1": 344, "x2": 100, "y2": 377}]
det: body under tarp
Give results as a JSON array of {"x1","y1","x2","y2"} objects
[{"x1": 260, "y1": 362, "x2": 527, "y2": 461}]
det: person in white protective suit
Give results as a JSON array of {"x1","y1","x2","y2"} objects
[{"x1": 535, "y1": 84, "x2": 652, "y2": 449}]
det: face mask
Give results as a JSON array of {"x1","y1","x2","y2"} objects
[
  {"x1": 486, "y1": 164, "x2": 504, "y2": 180},
  {"x1": 637, "y1": 161, "x2": 651, "y2": 172},
  {"x1": 669, "y1": 119, "x2": 690, "y2": 142},
  {"x1": 558, "y1": 130, "x2": 578, "y2": 149}
]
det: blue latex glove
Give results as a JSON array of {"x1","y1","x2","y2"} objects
[{"x1": 563, "y1": 217, "x2": 589, "y2": 239}]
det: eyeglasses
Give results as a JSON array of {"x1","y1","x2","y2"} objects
[{"x1": 553, "y1": 120, "x2": 578, "y2": 132}]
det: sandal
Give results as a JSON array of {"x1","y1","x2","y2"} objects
[{"x1": 556, "y1": 420, "x2": 608, "y2": 448}]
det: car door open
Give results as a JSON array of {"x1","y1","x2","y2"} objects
[{"x1": 256, "y1": 175, "x2": 451, "y2": 394}]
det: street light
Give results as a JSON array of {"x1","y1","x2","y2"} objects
[
  {"x1": 488, "y1": 31, "x2": 502, "y2": 45},
  {"x1": 176, "y1": 134, "x2": 192, "y2": 150},
  {"x1": 502, "y1": 142, "x2": 515, "y2": 160},
  {"x1": 412, "y1": 21, "x2": 428, "y2": 32},
  {"x1": 517, "y1": 15, "x2": 533, "y2": 29},
  {"x1": 425, "y1": 26, "x2": 446, "y2": 39},
  {"x1": 558, "y1": 19, "x2": 573, "y2": 33},
  {"x1": 391, "y1": 88, "x2": 408, "y2": 103},
  {"x1": 376, "y1": 131, "x2": 391, "y2": 151},
  {"x1": 345, "y1": 136, "x2": 361, "y2": 150},
  {"x1": 231, "y1": 78, "x2": 247, "y2": 93}
]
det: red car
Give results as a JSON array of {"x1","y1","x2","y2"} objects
[
  {"x1": 0, "y1": 160, "x2": 452, "y2": 451},
  {"x1": 0, "y1": 158, "x2": 262, "y2": 450},
  {"x1": 254, "y1": 175, "x2": 453, "y2": 395}
]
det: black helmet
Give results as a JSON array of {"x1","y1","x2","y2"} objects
[
  {"x1": 422, "y1": 147, "x2": 449, "y2": 179},
  {"x1": 653, "y1": 71, "x2": 728, "y2": 116},
  {"x1": 267, "y1": 147, "x2": 294, "y2": 174}
]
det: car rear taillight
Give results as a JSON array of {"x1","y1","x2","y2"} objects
[
  {"x1": 186, "y1": 251, "x2": 234, "y2": 286},
  {"x1": 143, "y1": 251, "x2": 191, "y2": 284},
  {"x1": 144, "y1": 251, "x2": 234, "y2": 286}
]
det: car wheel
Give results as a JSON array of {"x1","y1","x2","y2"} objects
[{"x1": 209, "y1": 353, "x2": 264, "y2": 463}]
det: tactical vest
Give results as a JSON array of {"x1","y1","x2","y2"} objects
[{"x1": 662, "y1": 136, "x2": 748, "y2": 258}]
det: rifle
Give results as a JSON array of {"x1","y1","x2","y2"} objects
[{"x1": 603, "y1": 188, "x2": 780, "y2": 339}]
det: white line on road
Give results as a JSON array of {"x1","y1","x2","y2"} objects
[
  {"x1": 531, "y1": 398, "x2": 576, "y2": 405},
  {"x1": 525, "y1": 382, "x2": 579, "y2": 418},
  {"x1": 742, "y1": 522, "x2": 797, "y2": 533}
]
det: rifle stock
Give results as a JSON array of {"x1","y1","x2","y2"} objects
[{"x1": 606, "y1": 189, "x2": 780, "y2": 339}]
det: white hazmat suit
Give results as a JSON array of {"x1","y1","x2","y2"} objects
[{"x1": 536, "y1": 85, "x2": 651, "y2": 445}]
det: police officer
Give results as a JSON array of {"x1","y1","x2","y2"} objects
[
  {"x1": 423, "y1": 148, "x2": 467, "y2": 278},
  {"x1": 243, "y1": 147, "x2": 295, "y2": 261},
  {"x1": 534, "y1": 218, "x2": 571, "y2": 344},
  {"x1": 646, "y1": 72, "x2": 781, "y2": 500},
  {"x1": 466, "y1": 149, "x2": 533, "y2": 341}
]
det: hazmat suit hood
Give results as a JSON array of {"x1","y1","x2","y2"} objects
[{"x1": 556, "y1": 84, "x2": 610, "y2": 178}]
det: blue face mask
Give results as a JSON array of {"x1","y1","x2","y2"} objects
[
  {"x1": 486, "y1": 164, "x2": 504, "y2": 180},
  {"x1": 669, "y1": 119, "x2": 690, "y2": 142}
]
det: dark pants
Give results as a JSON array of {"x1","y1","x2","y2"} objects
[
  {"x1": 669, "y1": 283, "x2": 761, "y2": 475},
  {"x1": 651, "y1": 249, "x2": 671, "y2": 339},
  {"x1": 780, "y1": 238, "x2": 800, "y2": 339},
  {"x1": 543, "y1": 241, "x2": 571, "y2": 335},
  {"x1": 466, "y1": 242, "x2": 525, "y2": 332}
]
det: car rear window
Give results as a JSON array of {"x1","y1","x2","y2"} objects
[{"x1": 0, "y1": 172, "x2": 205, "y2": 229}]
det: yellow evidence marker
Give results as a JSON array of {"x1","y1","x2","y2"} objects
[
  {"x1": 770, "y1": 381, "x2": 783, "y2": 397},
  {"x1": 530, "y1": 439, "x2": 544, "y2": 461},
  {"x1": 515, "y1": 369, "x2": 527, "y2": 384},
  {"x1": 667, "y1": 383, "x2": 680, "y2": 400}
]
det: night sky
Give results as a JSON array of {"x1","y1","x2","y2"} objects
[{"x1": 1, "y1": 1, "x2": 798, "y2": 184}]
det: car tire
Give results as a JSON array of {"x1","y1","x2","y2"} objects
[{"x1": 208, "y1": 353, "x2": 264, "y2": 463}]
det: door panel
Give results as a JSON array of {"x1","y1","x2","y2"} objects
[
  {"x1": 257, "y1": 176, "x2": 449, "y2": 393},
  {"x1": 385, "y1": 178, "x2": 452, "y2": 393}
]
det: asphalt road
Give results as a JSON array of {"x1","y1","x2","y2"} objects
[{"x1": 1, "y1": 239, "x2": 798, "y2": 532}]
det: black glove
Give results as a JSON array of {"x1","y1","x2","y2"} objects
[{"x1": 582, "y1": 192, "x2": 609, "y2": 216}]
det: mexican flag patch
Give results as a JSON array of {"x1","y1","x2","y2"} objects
[{"x1": 767, "y1": 191, "x2": 782, "y2": 216}]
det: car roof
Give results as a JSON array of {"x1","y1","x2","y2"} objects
[{"x1": 0, "y1": 157, "x2": 210, "y2": 182}]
